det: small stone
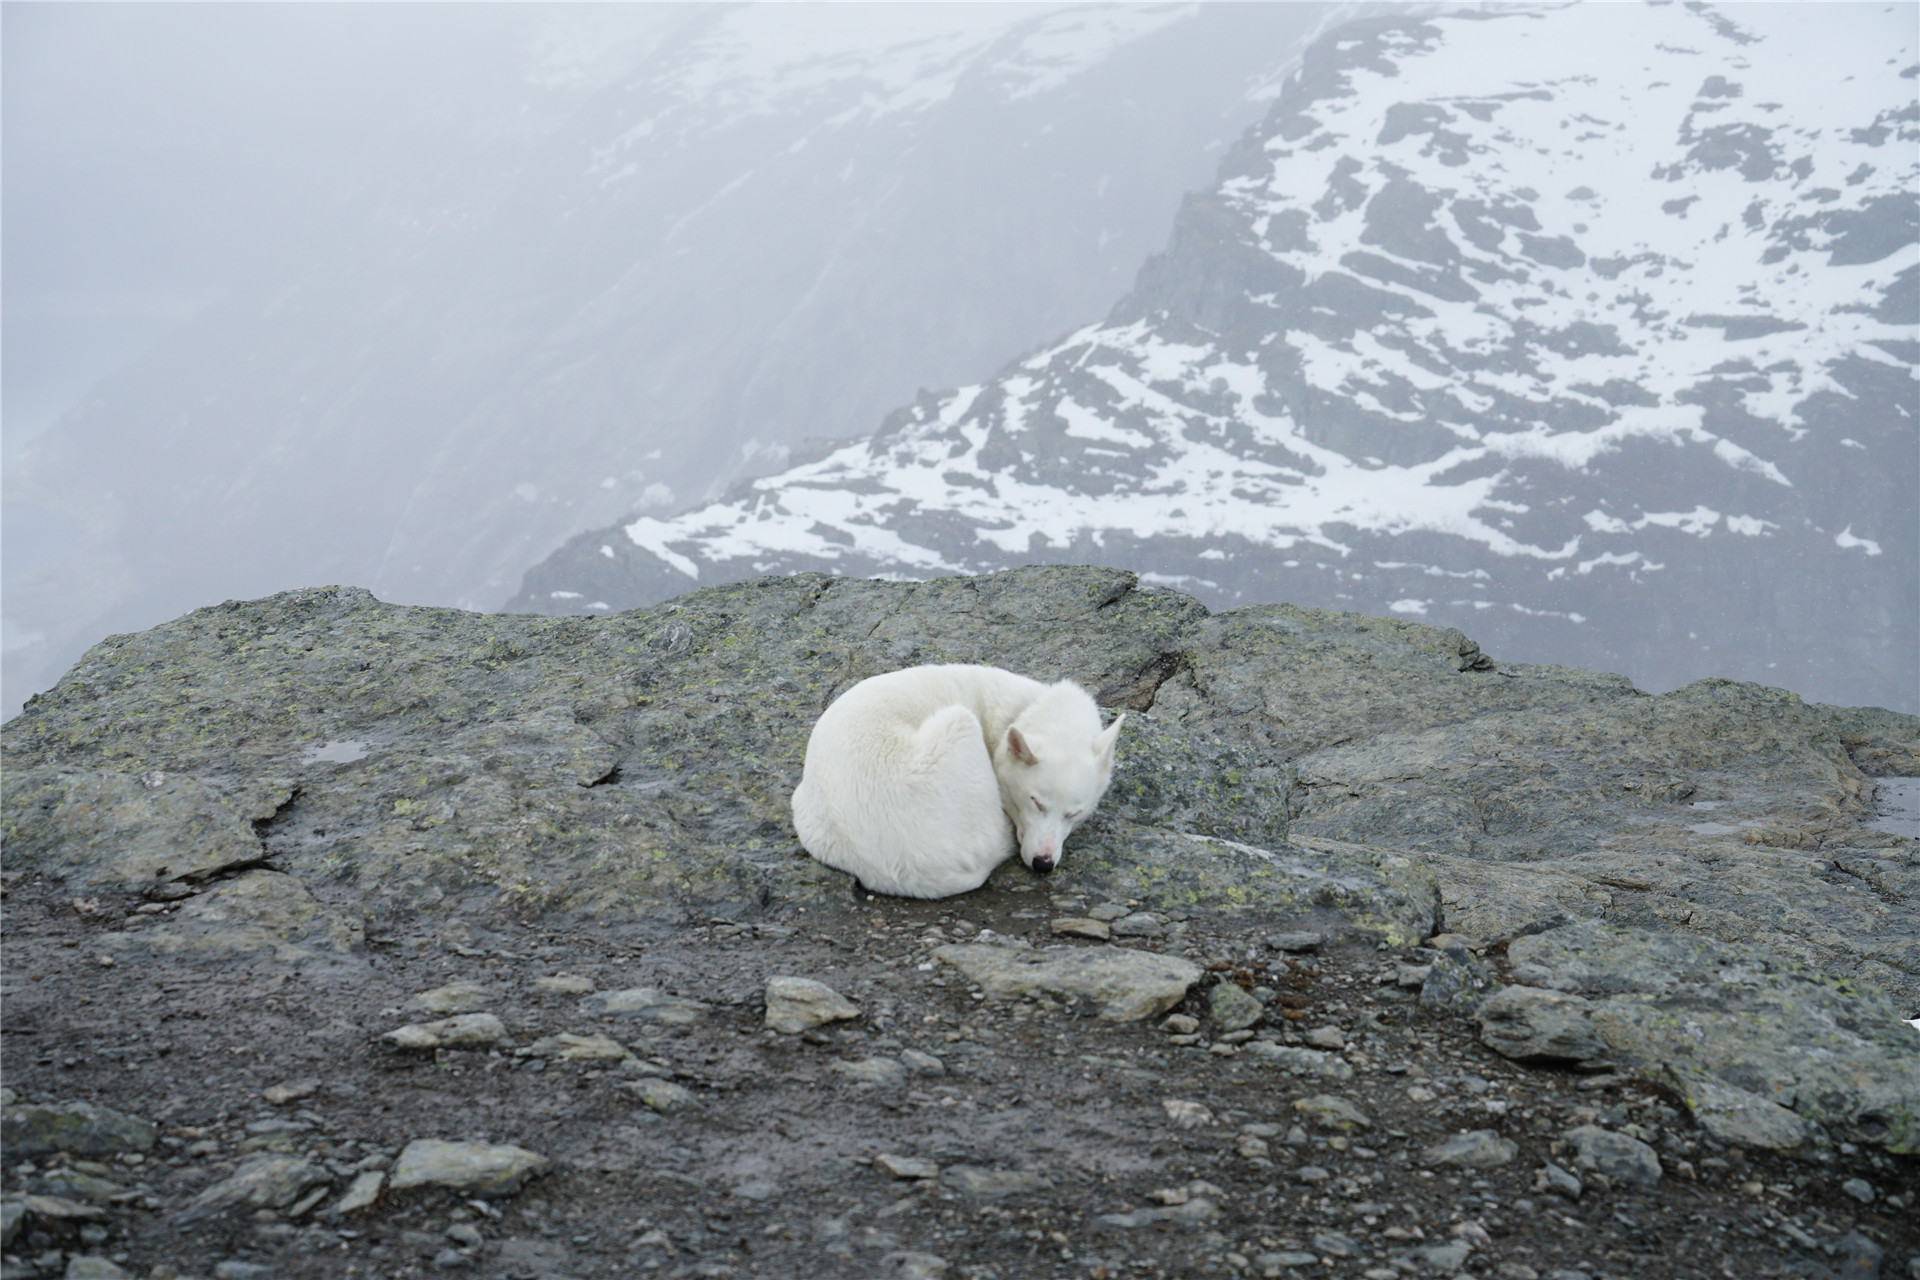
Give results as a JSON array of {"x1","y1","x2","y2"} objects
[
  {"x1": 1840, "y1": 1177, "x2": 1875, "y2": 1204},
  {"x1": 174, "y1": 1156, "x2": 330, "y2": 1224},
  {"x1": 935, "y1": 943, "x2": 1201, "y2": 1021},
  {"x1": 261, "y1": 1080, "x2": 319, "y2": 1106},
  {"x1": 382, "y1": 1013, "x2": 509, "y2": 1051},
  {"x1": 899, "y1": 1049, "x2": 945, "y2": 1076},
  {"x1": 1686, "y1": 1078, "x2": 1809, "y2": 1151},
  {"x1": 630, "y1": 1080, "x2": 698, "y2": 1113},
  {"x1": 1478, "y1": 986, "x2": 1608, "y2": 1066},
  {"x1": 1209, "y1": 983, "x2": 1264, "y2": 1032},
  {"x1": 1426, "y1": 933, "x2": 1482, "y2": 952},
  {"x1": 1311, "y1": 1230, "x2": 1359, "y2": 1257},
  {"x1": 38, "y1": 1171, "x2": 126, "y2": 1204},
  {"x1": 211, "y1": 1264, "x2": 274, "y2": 1280},
  {"x1": 432, "y1": 1247, "x2": 473, "y2": 1270},
  {"x1": 1240, "y1": 1041, "x2": 1355, "y2": 1081},
  {"x1": 1426, "y1": 1130, "x2": 1519, "y2": 1169},
  {"x1": 1162, "y1": 1099, "x2": 1214, "y2": 1129},
  {"x1": 733, "y1": 1179, "x2": 780, "y2": 1201},
  {"x1": 941, "y1": 1166, "x2": 1048, "y2": 1197},
  {"x1": 1163, "y1": 1014, "x2": 1200, "y2": 1035},
  {"x1": 1418, "y1": 947, "x2": 1499, "y2": 1015},
  {"x1": 878, "y1": 1251, "x2": 950, "y2": 1279},
  {"x1": 389, "y1": 1140, "x2": 551, "y2": 1198},
  {"x1": 1564, "y1": 1125, "x2": 1661, "y2": 1189},
  {"x1": 1540, "y1": 1161, "x2": 1582, "y2": 1200},
  {"x1": 1235, "y1": 1133, "x2": 1270, "y2": 1159},
  {"x1": 405, "y1": 981, "x2": 493, "y2": 1015},
  {"x1": 531, "y1": 974, "x2": 595, "y2": 995},
  {"x1": 1266, "y1": 932, "x2": 1323, "y2": 953},
  {"x1": 519, "y1": 1033, "x2": 630, "y2": 1061},
  {"x1": 874, "y1": 1154, "x2": 940, "y2": 1180},
  {"x1": 1, "y1": 1100, "x2": 156, "y2": 1159},
  {"x1": 1395, "y1": 964, "x2": 1432, "y2": 989},
  {"x1": 446, "y1": 1222, "x2": 485, "y2": 1248},
  {"x1": 582, "y1": 987, "x2": 708, "y2": 1025},
  {"x1": 833, "y1": 1057, "x2": 908, "y2": 1088},
  {"x1": 1110, "y1": 913, "x2": 1163, "y2": 937},
  {"x1": 328, "y1": 1170, "x2": 385, "y2": 1216},
  {"x1": 1255, "y1": 1252, "x2": 1319, "y2": 1270},
  {"x1": 1294, "y1": 1165, "x2": 1331, "y2": 1184},
  {"x1": 1304, "y1": 1025, "x2": 1345, "y2": 1050},
  {"x1": 1293, "y1": 1095, "x2": 1371, "y2": 1130},
  {"x1": 1051, "y1": 918, "x2": 1111, "y2": 940},
  {"x1": 1087, "y1": 904, "x2": 1131, "y2": 922},
  {"x1": 1411, "y1": 1242, "x2": 1473, "y2": 1274},
  {"x1": 63, "y1": 1258, "x2": 130, "y2": 1280},
  {"x1": 765, "y1": 976, "x2": 862, "y2": 1034}
]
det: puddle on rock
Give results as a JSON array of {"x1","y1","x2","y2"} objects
[{"x1": 1867, "y1": 776, "x2": 1920, "y2": 839}]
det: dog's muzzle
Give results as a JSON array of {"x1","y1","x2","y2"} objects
[{"x1": 1028, "y1": 855, "x2": 1056, "y2": 875}]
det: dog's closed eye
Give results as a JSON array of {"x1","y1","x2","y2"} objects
[{"x1": 1031, "y1": 797, "x2": 1047, "y2": 813}]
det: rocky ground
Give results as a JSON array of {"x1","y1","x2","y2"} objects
[
  {"x1": 3, "y1": 873, "x2": 1915, "y2": 1280},
  {"x1": 3, "y1": 566, "x2": 1917, "y2": 1279}
]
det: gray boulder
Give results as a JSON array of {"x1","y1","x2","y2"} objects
[
  {"x1": 1563, "y1": 1125, "x2": 1661, "y2": 1189},
  {"x1": 1, "y1": 1100, "x2": 155, "y2": 1160},
  {"x1": 934, "y1": 942, "x2": 1201, "y2": 1022},
  {"x1": 1477, "y1": 986, "x2": 1611, "y2": 1068}
]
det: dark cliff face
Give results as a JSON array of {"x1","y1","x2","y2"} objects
[{"x1": 513, "y1": 4, "x2": 1919, "y2": 714}]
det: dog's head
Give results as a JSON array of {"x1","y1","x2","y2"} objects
[{"x1": 996, "y1": 680, "x2": 1125, "y2": 876}]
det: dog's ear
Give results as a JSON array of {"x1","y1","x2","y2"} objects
[
  {"x1": 1006, "y1": 726, "x2": 1039, "y2": 766},
  {"x1": 1096, "y1": 713, "x2": 1126, "y2": 765}
]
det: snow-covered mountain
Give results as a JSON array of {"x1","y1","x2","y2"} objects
[
  {"x1": 516, "y1": 2, "x2": 1918, "y2": 713},
  {"x1": 4, "y1": 3, "x2": 1340, "y2": 718}
]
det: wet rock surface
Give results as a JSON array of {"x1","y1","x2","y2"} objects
[{"x1": 1, "y1": 566, "x2": 1917, "y2": 1277}]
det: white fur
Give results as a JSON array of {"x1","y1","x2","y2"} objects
[{"x1": 791, "y1": 664, "x2": 1125, "y2": 899}]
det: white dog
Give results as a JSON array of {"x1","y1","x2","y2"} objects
[{"x1": 790, "y1": 664, "x2": 1125, "y2": 898}]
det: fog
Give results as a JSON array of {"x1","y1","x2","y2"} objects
[{"x1": 3, "y1": 2, "x2": 1338, "y2": 718}]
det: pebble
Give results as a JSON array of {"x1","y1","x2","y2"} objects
[
  {"x1": 833, "y1": 1057, "x2": 908, "y2": 1088},
  {"x1": 174, "y1": 1155, "x2": 330, "y2": 1225},
  {"x1": 874, "y1": 1154, "x2": 940, "y2": 1180},
  {"x1": 1304, "y1": 1025, "x2": 1345, "y2": 1050},
  {"x1": 581, "y1": 987, "x2": 708, "y2": 1025},
  {"x1": 328, "y1": 1170, "x2": 385, "y2": 1216},
  {"x1": 941, "y1": 1166, "x2": 1048, "y2": 1198},
  {"x1": 1293, "y1": 1166, "x2": 1331, "y2": 1184},
  {"x1": 389, "y1": 1140, "x2": 551, "y2": 1198},
  {"x1": 1209, "y1": 982, "x2": 1264, "y2": 1032},
  {"x1": 764, "y1": 976, "x2": 862, "y2": 1034},
  {"x1": 382, "y1": 1013, "x2": 510, "y2": 1051},
  {"x1": 1563, "y1": 1124, "x2": 1661, "y2": 1189},
  {"x1": 531, "y1": 974, "x2": 595, "y2": 995},
  {"x1": 404, "y1": 981, "x2": 494, "y2": 1015},
  {"x1": 1110, "y1": 913, "x2": 1164, "y2": 938},
  {"x1": 899, "y1": 1049, "x2": 945, "y2": 1076},
  {"x1": 1538, "y1": 1161, "x2": 1583, "y2": 1200},
  {"x1": 1240, "y1": 1041, "x2": 1355, "y2": 1081},
  {"x1": 1255, "y1": 1251, "x2": 1319, "y2": 1272},
  {"x1": 518, "y1": 1032, "x2": 630, "y2": 1061},
  {"x1": 733, "y1": 1179, "x2": 780, "y2": 1201},
  {"x1": 260, "y1": 1080, "x2": 319, "y2": 1106},
  {"x1": 1051, "y1": 917, "x2": 1111, "y2": 940},
  {"x1": 1292, "y1": 1094, "x2": 1372, "y2": 1130},
  {"x1": 62, "y1": 1259, "x2": 130, "y2": 1280},
  {"x1": 1087, "y1": 904, "x2": 1132, "y2": 922},
  {"x1": 1092, "y1": 1198, "x2": 1221, "y2": 1230},
  {"x1": 1163, "y1": 1014, "x2": 1200, "y2": 1035},
  {"x1": 934, "y1": 942, "x2": 1201, "y2": 1021},
  {"x1": 1426, "y1": 1129, "x2": 1519, "y2": 1169},
  {"x1": 1162, "y1": 1099, "x2": 1214, "y2": 1129},
  {"x1": 878, "y1": 1251, "x2": 950, "y2": 1279},
  {"x1": 1840, "y1": 1176, "x2": 1875, "y2": 1204},
  {"x1": 1395, "y1": 964, "x2": 1432, "y2": 988},
  {"x1": 630, "y1": 1080, "x2": 698, "y2": 1113},
  {"x1": 1235, "y1": 1134, "x2": 1270, "y2": 1159},
  {"x1": 1418, "y1": 948, "x2": 1500, "y2": 1015},
  {"x1": 1265, "y1": 932, "x2": 1323, "y2": 953},
  {"x1": 210, "y1": 1264, "x2": 274, "y2": 1280},
  {"x1": 432, "y1": 1247, "x2": 473, "y2": 1270}
]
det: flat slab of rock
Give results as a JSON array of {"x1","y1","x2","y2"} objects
[
  {"x1": 327, "y1": 1170, "x2": 385, "y2": 1216},
  {"x1": 531, "y1": 974, "x2": 595, "y2": 995},
  {"x1": 832, "y1": 1057, "x2": 907, "y2": 1087},
  {"x1": 1265, "y1": 932, "x2": 1324, "y2": 953},
  {"x1": 1050, "y1": 917, "x2": 1111, "y2": 940},
  {"x1": 874, "y1": 1154, "x2": 940, "y2": 1180},
  {"x1": 1239, "y1": 1042, "x2": 1354, "y2": 1081},
  {"x1": 1292, "y1": 1095, "x2": 1371, "y2": 1130},
  {"x1": 582, "y1": 987, "x2": 708, "y2": 1025},
  {"x1": 174, "y1": 1156, "x2": 329, "y2": 1224},
  {"x1": 519, "y1": 1032, "x2": 630, "y2": 1061},
  {"x1": 1477, "y1": 985, "x2": 1610, "y2": 1068},
  {"x1": 764, "y1": 976, "x2": 861, "y2": 1034},
  {"x1": 630, "y1": 1079, "x2": 698, "y2": 1112},
  {"x1": 382, "y1": 1012, "x2": 509, "y2": 1050},
  {"x1": 1, "y1": 1100, "x2": 155, "y2": 1160},
  {"x1": 941, "y1": 1166, "x2": 1049, "y2": 1198},
  {"x1": 389, "y1": 1139, "x2": 551, "y2": 1198},
  {"x1": 1508, "y1": 921, "x2": 1920, "y2": 1152},
  {"x1": 1426, "y1": 1130, "x2": 1518, "y2": 1169},
  {"x1": 934, "y1": 943, "x2": 1201, "y2": 1021},
  {"x1": 404, "y1": 981, "x2": 492, "y2": 1014}
]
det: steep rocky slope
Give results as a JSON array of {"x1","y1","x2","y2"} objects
[{"x1": 518, "y1": 3, "x2": 1919, "y2": 713}]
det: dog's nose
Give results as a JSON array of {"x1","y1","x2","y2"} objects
[{"x1": 1029, "y1": 855, "x2": 1055, "y2": 875}]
